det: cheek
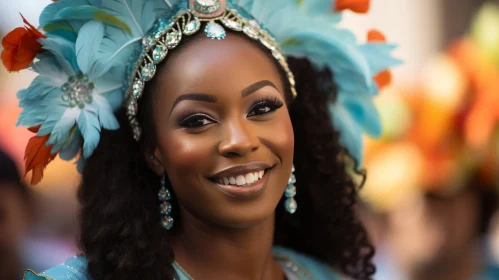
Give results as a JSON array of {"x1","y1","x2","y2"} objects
[
  {"x1": 160, "y1": 132, "x2": 214, "y2": 173},
  {"x1": 261, "y1": 110, "x2": 294, "y2": 160}
]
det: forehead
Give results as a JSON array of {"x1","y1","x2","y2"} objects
[{"x1": 152, "y1": 32, "x2": 285, "y2": 98}]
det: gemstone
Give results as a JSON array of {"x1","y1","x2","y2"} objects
[
  {"x1": 62, "y1": 83, "x2": 69, "y2": 91},
  {"x1": 165, "y1": 30, "x2": 181, "y2": 49},
  {"x1": 152, "y1": 45, "x2": 168, "y2": 63},
  {"x1": 221, "y1": 18, "x2": 242, "y2": 31},
  {"x1": 132, "y1": 125, "x2": 141, "y2": 141},
  {"x1": 82, "y1": 74, "x2": 89, "y2": 82},
  {"x1": 205, "y1": 21, "x2": 226, "y2": 40},
  {"x1": 183, "y1": 19, "x2": 201, "y2": 35},
  {"x1": 141, "y1": 63, "x2": 156, "y2": 81},
  {"x1": 69, "y1": 76, "x2": 76, "y2": 83},
  {"x1": 242, "y1": 25, "x2": 259, "y2": 39},
  {"x1": 127, "y1": 99, "x2": 137, "y2": 115},
  {"x1": 194, "y1": 0, "x2": 221, "y2": 14},
  {"x1": 158, "y1": 187, "x2": 171, "y2": 201},
  {"x1": 84, "y1": 95, "x2": 93, "y2": 103},
  {"x1": 285, "y1": 185, "x2": 296, "y2": 198},
  {"x1": 132, "y1": 79, "x2": 144, "y2": 99},
  {"x1": 161, "y1": 216, "x2": 174, "y2": 230},
  {"x1": 285, "y1": 198, "x2": 297, "y2": 214},
  {"x1": 78, "y1": 102, "x2": 85, "y2": 109},
  {"x1": 61, "y1": 94, "x2": 69, "y2": 102},
  {"x1": 288, "y1": 174, "x2": 296, "y2": 185},
  {"x1": 260, "y1": 38, "x2": 276, "y2": 51},
  {"x1": 76, "y1": 72, "x2": 83, "y2": 79},
  {"x1": 142, "y1": 35, "x2": 154, "y2": 49},
  {"x1": 160, "y1": 201, "x2": 172, "y2": 215},
  {"x1": 88, "y1": 82, "x2": 95, "y2": 90}
]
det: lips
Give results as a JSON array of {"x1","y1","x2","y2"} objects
[{"x1": 209, "y1": 162, "x2": 273, "y2": 198}]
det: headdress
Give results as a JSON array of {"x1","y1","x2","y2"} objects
[{"x1": 1, "y1": 0, "x2": 400, "y2": 184}]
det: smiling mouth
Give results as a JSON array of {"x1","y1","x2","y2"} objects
[{"x1": 210, "y1": 168, "x2": 271, "y2": 187}]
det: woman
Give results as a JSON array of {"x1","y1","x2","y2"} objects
[{"x1": 2, "y1": 0, "x2": 399, "y2": 279}]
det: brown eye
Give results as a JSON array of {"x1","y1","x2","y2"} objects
[
  {"x1": 247, "y1": 99, "x2": 283, "y2": 117},
  {"x1": 180, "y1": 114, "x2": 216, "y2": 128}
]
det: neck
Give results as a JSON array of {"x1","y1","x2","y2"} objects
[
  {"x1": 172, "y1": 209, "x2": 283, "y2": 280},
  {"x1": 411, "y1": 245, "x2": 482, "y2": 280}
]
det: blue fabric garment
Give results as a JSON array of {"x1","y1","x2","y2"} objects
[{"x1": 23, "y1": 247, "x2": 341, "y2": 280}]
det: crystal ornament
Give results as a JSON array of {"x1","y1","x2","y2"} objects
[
  {"x1": 132, "y1": 78, "x2": 144, "y2": 99},
  {"x1": 284, "y1": 165, "x2": 297, "y2": 214},
  {"x1": 221, "y1": 17, "x2": 243, "y2": 31},
  {"x1": 152, "y1": 45, "x2": 168, "y2": 63},
  {"x1": 194, "y1": 0, "x2": 221, "y2": 14},
  {"x1": 141, "y1": 63, "x2": 156, "y2": 81},
  {"x1": 205, "y1": 21, "x2": 226, "y2": 40},
  {"x1": 61, "y1": 72, "x2": 95, "y2": 109},
  {"x1": 165, "y1": 30, "x2": 181, "y2": 48},
  {"x1": 159, "y1": 175, "x2": 174, "y2": 230},
  {"x1": 184, "y1": 18, "x2": 201, "y2": 35}
]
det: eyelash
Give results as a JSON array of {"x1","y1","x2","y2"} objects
[{"x1": 179, "y1": 97, "x2": 284, "y2": 129}]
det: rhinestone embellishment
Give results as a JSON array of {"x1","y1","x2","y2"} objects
[
  {"x1": 205, "y1": 21, "x2": 226, "y2": 40},
  {"x1": 152, "y1": 45, "x2": 168, "y2": 63},
  {"x1": 184, "y1": 19, "x2": 201, "y2": 35},
  {"x1": 194, "y1": 0, "x2": 221, "y2": 14},
  {"x1": 61, "y1": 72, "x2": 94, "y2": 109},
  {"x1": 132, "y1": 78, "x2": 144, "y2": 99},
  {"x1": 221, "y1": 18, "x2": 243, "y2": 31},
  {"x1": 141, "y1": 63, "x2": 156, "y2": 81},
  {"x1": 165, "y1": 30, "x2": 181, "y2": 49}
]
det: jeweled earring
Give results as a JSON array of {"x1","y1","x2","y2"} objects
[
  {"x1": 285, "y1": 165, "x2": 297, "y2": 214},
  {"x1": 158, "y1": 174, "x2": 174, "y2": 230}
]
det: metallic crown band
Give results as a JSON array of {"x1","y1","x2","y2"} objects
[{"x1": 125, "y1": 7, "x2": 297, "y2": 141}]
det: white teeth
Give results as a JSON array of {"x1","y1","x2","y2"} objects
[
  {"x1": 215, "y1": 169, "x2": 267, "y2": 186},
  {"x1": 236, "y1": 175, "x2": 246, "y2": 186},
  {"x1": 229, "y1": 177, "x2": 236, "y2": 184},
  {"x1": 246, "y1": 173, "x2": 255, "y2": 184}
]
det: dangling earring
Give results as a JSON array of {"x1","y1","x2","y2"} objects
[
  {"x1": 158, "y1": 174, "x2": 174, "y2": 230},
  {"x1": 285, "y1": 165, "x2": 297, "y2": 214}
]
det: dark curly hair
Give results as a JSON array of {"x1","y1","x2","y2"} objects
[{"x1": 77, "y1": 35, "x2": 375, "y2": 280}]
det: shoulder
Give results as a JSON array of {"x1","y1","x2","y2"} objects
[
  {"x1": 23, "y1": 256, "x2": 92, "y2": 280},
  {"x1": 273, "y1": 246, "x2": 343, "y2": 280}
]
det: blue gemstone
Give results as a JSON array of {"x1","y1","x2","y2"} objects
[
  {"x1": 204, "y1": 21, "x2": 226, "y2": 40},
  {"x1": 285, "y1": 198, "x2": 297, "y2": 214},
  {"x1": 285, "y1": 185, "x2": 296, "y2": 198},
  {"x1": 288, "y1": 174, "x2": 296, "y2": 185},
  {"x1": 160, "y1": 201, "x2": 172, "y2": 215},
  {"x1": 158, "y1": 187, "x2": 171, "y2": 201},
  {"x1": 161, "y1": 216, "x2": 174, "y2": 230}
]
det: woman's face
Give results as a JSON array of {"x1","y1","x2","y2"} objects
[{"x1": 150, "y1": 33, "x2": 294, "y2": 228}]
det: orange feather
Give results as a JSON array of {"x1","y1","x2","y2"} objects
[
  {"x1": 335, "y1": 0, "x2": 370, "y2": 13},
  {"x1": 23, "y1": 126, "x2": 58, "y2": 185}
]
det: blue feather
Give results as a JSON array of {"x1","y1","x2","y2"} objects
[
  {"x1": 39, "y1": 0, "x2": 96, "y2": 27},
  {"x1": 337, "y1": 93, "x2": 382, "y2": 137},
  {"x1": 78, "y1": 110, "x2": 101, "y2": 158},
  {"x1": 37, "y1": 110, "x2": 66, "y2": 136},
  {"x1": 39, "y1": 36, "x2": 79, "y2": 75},
  {"x1": 59, "y1": 127, "x2": 83, "y2": 161},
  {"x1": 53, "y1": 6, "x2": 131, "y2": 34},
  {"x1": 93, "y1": 94, "x2": 120, "y2": 130},
  {"x1": 76, "y1": 20, "x2": 105, "y2": 74},
  {"x1": 359, "y1": 43, "x2": 403, "y2": 76},
  {"x1": 329, "y1": 103, "x2": 365, "y2": 167},
  {"x1": 47, "y1": 108, "x2": 80, "y2": 153},
  {"x1": 76, "y1": 153, "x2": 86, "y2": 173}
]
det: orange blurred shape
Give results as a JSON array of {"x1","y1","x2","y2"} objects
[
  {"x1": 335, "y1": 0, "x2": 370, "y2": 13},
  {"x1": 1, "y1": 14, "x2": 45, "y2": 72},
  {"x1": 367, "y1": 29, "x2": 393, "y2": 89}
]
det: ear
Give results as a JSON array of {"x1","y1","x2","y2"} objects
[{"x1": 145, "y1": 147, "x2": 166, "y2": 176}]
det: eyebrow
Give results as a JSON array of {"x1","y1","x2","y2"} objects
[
  {"x1": 170, "y1": 93, "x2": 217, "y2": 114},
  {"x1": 241, "y1": 80, "x2": 278, "y2": 97}
]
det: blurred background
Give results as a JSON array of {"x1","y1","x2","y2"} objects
[{"x1": 0, "y1": 0, "x2": 498, "y2": 279}]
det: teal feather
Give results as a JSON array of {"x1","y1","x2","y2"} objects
[
  {"x1": 337, "y1": 93, "x2": 382, "y2": 137},
  {"x1": 93, "y1": 95, "x2": 120, "y2": 130},
  {"x1": 78, "y1": 110, "x2": 101, "y2": 159},
  {"x1": 53, "y1": 6, "x2": 131, "y2": 34},
  {"x1": 47, "y1": 108, "x2": 80, "y2": 153},
  {"x1": 17, "y1": 77, "x2": 59, "y2": 101},
  {"x1": 40, "y1": 0, "x2": 97, "y2": 40},
  {"x1": 359, "y1": 43, "x2": 402, "y2": 76},
  {"x1": 37, "y1": 109, "x2": 66, "y2": 136},
  {"x1": 39, "y1": 37, "x2": 79, "y2": 75},
  {"x1": 76, "y1": 154, "x2": 86, "y2": 173},
  {"x1": 59, "y1": 127, "x2": 83, "y2": 161},
  {"x1": 76, "y1": 20, "x2": 105, "y2": 74},
  {"x1": 329, "y1": 103, "x2": 364, "y2": 166},
  {"x1": 39, "y1": 0, "x2": 98, "y2": 27}
]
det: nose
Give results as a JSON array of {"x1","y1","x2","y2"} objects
[{"x1": 218, "y1": 118, "x2": 260, "y2": 157}]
